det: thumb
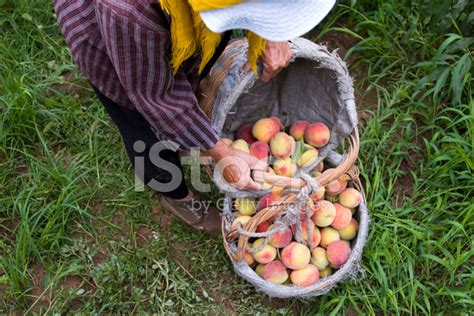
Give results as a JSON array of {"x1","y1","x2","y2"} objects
[
  {"x1": 248, "y1": 155, "x2": 268, "y2": 171},
  {"x1": 242, "y1": 62, "x2": 251, "y2": 72},
  {"x1": 245, "y1": 178, "x2": 262, "y2": 191}
]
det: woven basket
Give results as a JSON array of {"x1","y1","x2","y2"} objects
[{"x1": 198, "y1": 38, "x2": 369, "y2": 298}]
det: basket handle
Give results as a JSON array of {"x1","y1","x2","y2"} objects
[{"x1": 253, "y1": 170, "x2": 306, "y2": 189}]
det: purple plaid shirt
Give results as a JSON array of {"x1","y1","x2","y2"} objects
[{"x1": 54, "y1": 0, "x2": 219, "y2": 150}]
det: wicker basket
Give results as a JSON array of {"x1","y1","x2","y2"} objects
[{"x1": 198, "y1": 38, "x2": 369, "y2": 298}]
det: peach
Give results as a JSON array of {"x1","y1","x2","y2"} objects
[
  {"x1": 222, "y1": 138, "x2": 233, "y2": 146},
  {"x1": 252, "y1": 238, "x2": 277, "y2": 264},
  {"x1": 326, "y1": 179, "x2": 348, "y2": 195},
  {"x1": 338, "y1": 218, "x2": 358, "y2": 240},
  {"x1": 255, "y1": 264, "x2": 266, "y2": 277},
  {"x1": 331, "y1": 203, "x2": 352, "y2": 230},
  {"x1": 299, "y1": 199, "x2": 315, "y2": 220},
  {"x1": 272, "y1": 186, "x2": 285, "y2": 195},
  {"x1": 293, "y1": 220, "x2": 321, "y2": 247},
  {"x1": 298, "y1": 144, "x2": 319, "y2": 168},
  {"x1": 289, "y1": 120, "x2": 309, "y2": 140},
  {"x1": 327, "y1": 240, "x2": 351, "y2": 268},
  {"x1": 270, "y1": 132, "x2": 294, "y2": 158},
  {"x1": 255, "y1": 167, "x2": 276, "y2": 190},
  {"x1": 310, "y1": 186, "x2": 325, "y2": 201},
  {"x1": 236, "y1": 123, "x2": 257, "y2": 144},
  {"x1": 290, "y1": 264, "x2": 319, "y2": 287},
  {"x1": 250, "y1": 141, "x2": 269, "y2": 162},
  {"x1": 339, "y1": 188, "x2": 361, "y2": 209},
  {"x1": 311, "y1": 247, "x2": 329, "y2": 270},
  {"x1": 312, "y1": 200, "x2": 336, "y2": 227},
  {"x1": 269, "y1": 225, "x2": 293, "y2": 248},
  {"x1": 231, "y1": 139, "x2": 249, "y2": 153},
  {"x1": 257, "y1": 220, "x2": 271, "y2": 233},
  {"x1": 273, "y1": 158, "x2": 297, "y2": 177},
  {"x1": 244, "y1": 251, "x2": 255, "y2": 265},
  {"x1": 262, "y1": 261, "x2": 289, "y2": 284},
  {"x1": 231, "y1": 215, "x2": 252, "y2": 230},
  {"x1": 340, "y1": 240, "x2": 351, "y2": 248},
  {"x1": 281, "y1": 242, "x2": 311, "y2": 270},
  {"x1": 252, "y1": 117, "x2": 282, "y2": 143},
  {"x1": 319, "y1": 227, "x2": 340, "y2": 248},
  {"x1": 319, "y1": 267, "x2": 332, "y2": 278},
  {"x1": 304, "y1": 122, "x2": 330, "y2": 148},
  {"x1": 310, "y1": 170, "x2": 322, "y2": 178},
  {"x1": 234, "y1": 198, "x2": 256, "y2": 216},
  {"x1": 314, "y1": 161, "x2": 324, "y2": 173},
  {"x1": 257, "y1": 193, "x2": 279, "y2": 211}
]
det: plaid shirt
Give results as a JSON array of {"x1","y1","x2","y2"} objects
[{"x1": 54, "y1": 0, "x2": 219, "y2": 150}]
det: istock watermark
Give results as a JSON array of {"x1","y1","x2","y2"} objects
[{"x1": 132, "y1": 140, "x2": 252, "y2": 194}]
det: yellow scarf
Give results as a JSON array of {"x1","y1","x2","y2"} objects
[{"x1": 159, "y1": 0, "x2": 266, "y2": 74}]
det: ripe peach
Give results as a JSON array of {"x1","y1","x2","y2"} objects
[
  {"x1": 299, "y1": 199, "x2": 315, "y2": 220},
  {"x1": 272, "y1": 186, "x2": 285, "y2": 195},
  {"x1": 257, "y1": 220, "x2": 271, "y2": 233},
  {"x1": 258, "y1": 167, "x2": 276, "y2": 190},
  {"x1": 293, "y1": 220, "x2": 321, "y2": 247},
  {"x1": 231, "y1": 215, "x2": 252, "y2": 230},
  {"x1": 339, "y1": 188, "x2": 361, "y2": 209},
  {"x1": 338, "y1": 219, "x2": 359, "y2": 240},
  {"x1": 312, "y1": 200, "x2": 336, "y2": 227},
  {"x1": 244, "y1": 251, "x2": 255, "y2": 266},
  {"x1": 262, "y1": 261, "x2": 289, "y2": 284},
  {"x1": 222, "y1": 138, "x2": 233, "y2": 146},
  {"x1": 327, "y1": 240, "x2": 351, "y2": 268},
  {"x1": 281, "y1": 242, "x2": 311, "y2": 270},
  {"x1": 269, "y1": 225, "x2": 293, "y2": 248},
  {"x1": 255, "y1": 264, "x2": 266, "y2": 277},
  {"x1": 234, "y1": 198, "x2": 256, "y2": 216},
  {"x1": 250, "y1": 141, "x2": 269, "y2": 162},
  {"x1": 290, "y1": 264, "x2": 319, "y2": 287},
  {"x1": 310, "y1": 186, "x2": 325, "y2": 201},
  {"x1": 331, "y1": 203, "x2": 352, "y2": 230},
  {"x1": 289, "y1": 120, "x2": 309, "y2": 140},
  {"x1": 304, "y1": 122, "x2": 330, "y2": 148},
  {"x1": 257, "y1": 193, "x2": 279, "y2": 211},
  {"x1": 252, "y1": 238, "x2": 277, "y2": 264},
  {"x1": 319, "y1": 267, "x2": 332, "y2": 278},
  {"x1": 314, "y1": 161, "x2": 324, "y2": 173},
  {"x1": 252, "y1": 117, "x2": 282, "y2": 143},
  {"x1": 311, "y1": 247, "x2": 329, "y2": 270},
  {"x1": 326, "y1": 179, "x2": 348, "y2": 195},
  {"x1": 319, "y1": 227, "x2": 340, "y2": 248},
  {"x1": 231, "y1": 139, "x2": 249, "y2": 153},
  {"x1": 273, "y1": 158, "x2": 297, "y2": 177},
  {"x1": 270, "y1": 132, "x2": 294, "y2": 158},
  {"x1": 236, "y1": 123, "x2": 257, "y2": 144},
  {"x1": 298, "y1": 144, "x2": 319, "y2": 168}
]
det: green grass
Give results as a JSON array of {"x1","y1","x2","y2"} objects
[{"x1": 1, "y1": 0, "x2": 473, "y2": 314}]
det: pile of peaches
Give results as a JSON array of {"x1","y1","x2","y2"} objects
[{"x1": 226, "y1": 118, "x2": 362, "y2": 286}]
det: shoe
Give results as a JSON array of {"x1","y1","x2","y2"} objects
[{"x1": 160, "y1": 194, "x2": 221, "y2": 234}]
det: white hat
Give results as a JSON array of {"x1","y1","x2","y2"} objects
[{"x1": 199, "y1": 0, "x2": 336, "y2": 42}]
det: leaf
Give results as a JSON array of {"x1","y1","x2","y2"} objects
[
  {"x1": 450, "y1": 52, "x2": 471, "y2": 104},
  {"x1": 21, "y1": 13, "x2": 32, "y2": 21},
  {"x1": 291, "y1": 139, "x2": 305, "y2": 164}
]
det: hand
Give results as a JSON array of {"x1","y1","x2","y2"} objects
[
  {"x1": 205, "y1": 140, "x2": 268, "y2": 191},
  {"x1": 244, "y1": 41, "x2": 293, "y2": 82}
]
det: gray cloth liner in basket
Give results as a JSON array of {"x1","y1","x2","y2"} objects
[{"x1": 207, "y1": 38, "x2": 368, "y2": 298}]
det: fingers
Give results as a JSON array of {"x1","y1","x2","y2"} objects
[
  {"x1": 242, "y1": 62, "x2": 251, "y2": 72},
  {"x1": 245, "y1": 178, "x2": 261, "y2": 191}
]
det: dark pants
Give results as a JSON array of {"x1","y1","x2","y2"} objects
[{"x1": 92, "y1": 86, "x2": 189, "y2": 200}]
